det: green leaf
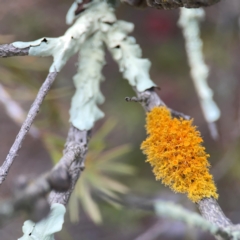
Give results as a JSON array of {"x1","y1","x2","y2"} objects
[{"x1": 80, "y1": 181, "x2": 102, "y2": 224}]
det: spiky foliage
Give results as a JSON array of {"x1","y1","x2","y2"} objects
[
  {"x1": 141, "y1": 106, "x2": 218, "y2": 202},
  {"x1": 68, "y1": 119, "x2": 135, "y2": 224}
]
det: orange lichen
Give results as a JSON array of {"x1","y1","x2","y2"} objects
[{"x1": 141, "y1": 106, "x2": 218, "y2": 202}]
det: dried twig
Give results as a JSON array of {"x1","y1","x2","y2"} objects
[
  {"x1": 126, "y1": 88, "x2": 190, "y2": 120},
  {"x1": 0, "y1": 84, "x2": 39, "y2": 138},
  {"x1": 122, "y1": 0, "x2": 221, "y2": 9},
  {"x1": 169, "y1": 108, "x2": 191, "y2": 120},
  {"x1": 0, "y1": 72, "x2": 58, "y2": 185},
  {"x1": 0, "y1": 44, "x2": 29, "y2": 57},
  {"x1": 197, "y1": 198, "x2": 232, "y2": 228}
]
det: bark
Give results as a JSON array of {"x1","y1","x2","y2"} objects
[{"x1": 122, "y1": 0, "x2": 220, "y2": 9}]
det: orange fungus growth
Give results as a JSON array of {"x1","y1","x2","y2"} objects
[{"x1": 141, "y1": 106, "x2": 218, "y2": 202}]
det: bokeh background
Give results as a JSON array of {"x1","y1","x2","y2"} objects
[{"x1": 0, "y1": 0, "x2": 240, "y2": 239}]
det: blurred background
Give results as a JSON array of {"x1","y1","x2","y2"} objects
[{"x1": 0, "y1": 0, "x2": 240, "y2": 239}]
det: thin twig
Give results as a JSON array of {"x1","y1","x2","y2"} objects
[
  {"x1": 0, "y1": 72, "x2": 58, "y2": 185},
  {"x1": 197, "y1": 198, "x2": 232, "y2": 228},
  {"x1": 127, "y1": 88, "x2": 191, "y2": 120},
  {"x1": 123, "y1": 0, "x2": 221, "y2": 9},
  {"x1": 169, "y1": 108, "x2": 191, "y2": 120},
  {"x1": 0, "y1": 84, "x2": 40, "y2": 138},
  {"x1": 0, "y1": 44, "x2": 29, "y2": 57}
]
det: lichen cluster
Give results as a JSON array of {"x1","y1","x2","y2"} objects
[{"x1": 141, "y1": 106, "x2": 218, "y2": 202}]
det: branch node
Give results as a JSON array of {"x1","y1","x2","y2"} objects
[{"x1": 125, "y1": 96, "x2": 146, "y2": 103}]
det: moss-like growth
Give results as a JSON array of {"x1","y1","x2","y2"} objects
[{"x1": 141, "y1": 106, "x2": 218, "y2": 202}]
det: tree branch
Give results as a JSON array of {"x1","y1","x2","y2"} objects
[
  {"x1": 48, "y1": 125, "x2": 90, "y2": 206},
  {"x1": 129, "y1": 87, "x2": 240, "y2": 237},
  {"x1": 126, "y1": 87, "x2": 191, "y2": 120},
  {"x1": 0, "y1": 44, "x2": 29, "y2": 57},
  {"x1": 0, "y1": 72, "x2": 58, "y2": 185},
  {"x1": 0, "y1": 84, "x2": 40, "y2": 138},
  {"x1": 122, "y1": 0, "x2": 221, "y2": 9},
  {"x1": 0, "y1": 124, "x2": 89, "y2": 225},
  {"x1": 197, "y1": 198, "x2": 232, "y2": 228}
]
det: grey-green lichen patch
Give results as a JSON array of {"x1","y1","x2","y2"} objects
[
  {"x1": 14, "y1": 0, "x2": 157, "y2": 131},
  {"x1": 227, "y1": 228, "x2": 240, "y2": 240},
  {"x1": 70, "y1": 32, "x2": 105, "y2": 130},
  {"x1": 154, "y1": 201, "x2": 232, "y2": 239},
  {"x1": 18, "y1": 203, "x2": 66, "y2": 240},
  {"x1": 13, "y1": 1, "x2": 116, "y2": 73},
  {"x1": 104, "y1": 20, "x2": 156, "y2": 92},
  {"x1": 69, "y1": 0, "x2": 156, "y2": 130},
  {"x1": 178, "y1": 8, "x2": 220, "y2": 124},
  {"x1": 14, "y1": 37, "x2": 79, "y2": 72},
  {"x1": 66, "y1": 0, "x2": 81, "y2": 25}
]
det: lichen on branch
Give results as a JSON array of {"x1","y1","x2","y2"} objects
[
  {"x1": 12, "y1": 1, "x2": 115, "y2": 72},
  {"x1": 70, "y1": 32, "x2": 106, "y2": 131},
  {"x1": 141, "y1": 106, "x2": 218, "y2": 202},
  {"x1": 178, "y1": 8, "x2": 220, "y2": 130},
  {"x1": 104, "y1": 20, "x2": 156, "y2": 92},
  {"x1": 19, "y1": 203, "x2": 66, "y2": 240}
]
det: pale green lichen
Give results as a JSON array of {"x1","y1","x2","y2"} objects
[
  {"x1": 154, "y1": 201, "x2": 223, "y2": 237},
  {"x1": 155, "y1": 201, "x2": 240, "y2": 239},
  {"x1": 104, "y1": 20, "x2": 156, "y2": 92},
  {"x1": 13, "y1": 0, "x2": 157, "y2": 130},
  {"x1": 178, "y1": 8, "x2": 220, "y2": 124},
  {"x1": 13, "y1": 1, "x2": 115, "y2": 72},
  {"x1": 66, "y1": 0, "x2": 82, "y2": 25},
  {"x1": 18, "y1": 203, "x2": 66, "y2": 240},
  {"x1": 69, "y1": 32, "x2": 105, "y2": 130},
  {"x1": 68, "y1": 0, "x2": 156, "y2": 129}
]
